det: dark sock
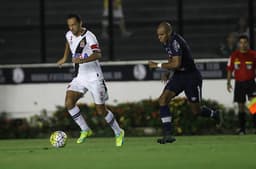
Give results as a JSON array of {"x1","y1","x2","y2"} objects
[
  {"x1": 238, "y1": 112, "x2": 246, "y2": 131},
  {"x1": 199, "y1": 106, "x2": 216, "y2": 119},
  {"x1": 159, "y1": 105, "x2": 172, "y2": 136}
]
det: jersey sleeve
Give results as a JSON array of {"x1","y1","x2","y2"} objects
[
  {"x1": 65, "y1": 31, "x2": 71, "y2": 42},
  {"x1": 170, "y1": 39, "x2": 182, "y2": 56},
  {"x1": 86, "y1": 33, "x2": 101, "y2": 52},
  {"x1": 226, "y1": 53, "x2": 234, "y2": 71}
]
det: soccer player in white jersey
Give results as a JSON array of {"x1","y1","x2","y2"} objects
[{"x1": 57, "y1": 14, "x2": 124, "y2": 147}]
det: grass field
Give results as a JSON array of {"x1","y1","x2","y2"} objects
[{"x1": 0, "y1": 135, "x2": 255, "y2": 169}]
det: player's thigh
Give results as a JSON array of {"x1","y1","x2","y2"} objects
[
  {"x1": 95, "y1": 104, "x2": 108, "y2": 116},
  {"x1": 163, "y1": 75, "x2": 183, "y2": 97},
  {"x1": 88, "y1": 79, "x2": 109, "y2": 105},
  {"x1": 67, "y1": 77, "x2": 88, "y2": 94},
  {"x1": 189, "y1": 102, "x2": 201, "y2": 115},
  {"x1": 245, "y1": 79, "x2": 256, "y2": 100},
  {"x1": 65, "y1": 91, "x2": 83, "y2": 109},
  {"x1": 234, "y1": 81, "x2": 246, "y2": 103},
  {"x1": 65, "y1": 78, "x2": 88, "y2": 108},
  {"x1": 238, "y1": 102, "x2": 246, "y2": 112},
  {"x1": 184, "y1": 74, "x2": 202, "y2": 103},
  {"x1": 159, "y1": 89, "x2": 177, "y2": 106}
]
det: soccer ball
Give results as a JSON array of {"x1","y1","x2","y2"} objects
[{"x1": 50, "y1": 131, "x2": 67, "y2": 148}]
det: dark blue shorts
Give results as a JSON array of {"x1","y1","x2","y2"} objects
[{"x1": 164, "y1": 70, "x2": 202, "y2": 103}]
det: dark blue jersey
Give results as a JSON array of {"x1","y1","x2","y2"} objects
[{"x1": 163, "y1": 32, "x2": 197, "y2": 72}]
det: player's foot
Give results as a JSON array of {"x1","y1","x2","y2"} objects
[
  {"x1": 115, "y1": 129, "x2": 125, "y2": 147},
  {"x1": 76, "y1": 130, "x2": 93, "y2": 144},
  {"x1": 215, "y1": 110, "x2": 224, "y2": 128},
  {"x1": 157, "y1": 135, "x2": 176, "y2": 144}
]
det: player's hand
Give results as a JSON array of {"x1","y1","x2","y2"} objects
[
  {"x1": 72, "y1": 57, "x2": 83, "y2": 64},
  {"x1": 161, "y1": 72, "x2": 170, "y2": 83},
  {"x1": 227, "y1": 82, "x2": 232, "y2": 93},
  {"x1": 148, "y1": 60, "x2": 157, "y2": 69},
  {"x1": 57, "y1": 58, "x2": 66, "y2": 68}
]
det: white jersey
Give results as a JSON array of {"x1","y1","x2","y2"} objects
[{"x1": 65, "y1": 29, "x2": 104, "y2": 81}]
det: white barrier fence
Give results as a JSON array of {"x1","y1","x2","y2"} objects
[{"x1": 0, "y1": 59, "x2": 236, "y2": 118}]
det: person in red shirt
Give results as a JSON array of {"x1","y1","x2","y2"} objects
[{"x1": 227, "y1": 35, "x2": 256, "y2": 134}]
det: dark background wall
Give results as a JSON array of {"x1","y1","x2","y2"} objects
[{"x1": 0, "y1": 0, "x2": 254, "y2": 64}]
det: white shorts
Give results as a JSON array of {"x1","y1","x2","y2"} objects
[
  {"x1": 103, "y1": 8, "x2": 123, "y2": 18},
  {"x1": 67, "y1": 77, "x2": 109, "y2": 104}
]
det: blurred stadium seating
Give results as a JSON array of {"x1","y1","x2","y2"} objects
[{"x1": 0, "y1": 0, "x2": 254, "y2": 64}]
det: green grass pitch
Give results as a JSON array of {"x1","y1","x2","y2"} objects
[{"x1": 0, "y1": 135, "x2": 255, "y2": 169}]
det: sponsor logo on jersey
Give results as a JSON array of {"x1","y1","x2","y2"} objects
[{"x1": 83, "y1": 53, "x2": 89, "y2": 58}]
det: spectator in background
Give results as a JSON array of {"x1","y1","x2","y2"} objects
[
  {"x1": 218, "y1": 32, "x2": 237, "y2": 58},
  {"x1": 102, "y1": 0, "x2": 132, "y2": 38},
  {"x1": 235, "y1": 16, "x2": 249, "y2": 37},
  {"x1": 226, "y1": 35, "x2": 256, "y2": 135}
]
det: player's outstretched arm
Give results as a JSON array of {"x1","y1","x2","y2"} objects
[
  {"x1": 148, "y1": 56, "x2": 181, "y2": 70},
  {"x1": 57, "y1": 42, "x2": 70, "y2": 67}
]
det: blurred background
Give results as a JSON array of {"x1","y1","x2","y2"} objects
[
  {"x1": 0, "y1": 0, "x2": 256, "y2": 138},
  {"x1": 0, "y1": 0, "x2": 255, "y2": 63}
]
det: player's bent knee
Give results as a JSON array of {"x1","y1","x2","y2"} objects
[
  {"x1": 95, "y1": 104, "x2": 107, "y2": 116},
  {"x1": 159, "y1": 96, "x2": 168, "y2": 106},
  {"x1": 190, "y1": 103, "x2": 200, "y2": 115}
]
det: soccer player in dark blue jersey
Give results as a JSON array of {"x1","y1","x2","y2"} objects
[{"x1": 148, "y1": 21, "x2": 223, "y2": 144}]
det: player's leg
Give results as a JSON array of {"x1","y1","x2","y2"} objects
[
  {"x1": 101, "y1": 8, "x2": 109, "y2": 38},
  {"x1": 234, "y1": 81, "x2": 247, "y2": 134},
  {"x1": 91, "y1": 80, "x2": 124, "y2": 146},
  {"x1": 66, "y1": 79, "x2": 92, "y2": 143},
  {"x1": 185, "y1": 72, "x2": 223, "y2": 127},
  {"x1": 113, "y1": 7, "x2": 132, "y2": 37},
  {"x1": 95, "y1": 104, "x2": 122, "y2": 137},
  {"x1": 65, "y1": 90, "x2": 93, "y2": 143},
  {"x1": 189, "y1": 102, "x2": 221, "y2": 123},
  {"x1": 95, "y1": 104, "x2": 124, "y2": 146},
  {"x1": 238, "y1": 79, "x2": 256, "y2": 134},
  {"x1": 246, "y1": 79, "x2": 256, "y2": 133},
  {"x1": 237, "y1": 102, "x2": 246, "y2": 134},
  {"x1": 157, "y1": 89, "x2": 177, "y2": 144},
  {"x1": 157, "y1": 74, "x2": 184, "y2": 144}
]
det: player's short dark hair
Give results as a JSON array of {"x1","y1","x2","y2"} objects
[
  {"x1": 66, "y1": 13, "x2": 82, "y2": 23},
  {"x1": 238, "y1": 35, "x2": 249, "y2": 41}
]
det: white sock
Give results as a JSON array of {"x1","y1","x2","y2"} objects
[
  {"x1": 105, "y1": 110, "x2": 121, "y2": 136},
  {"x1": 68, "y1": 106, "x2": 90, "y2": 131}
]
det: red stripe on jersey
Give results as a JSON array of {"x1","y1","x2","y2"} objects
[{"x1": 91, "y1": 44, "x2": 99, "y2": 50}]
